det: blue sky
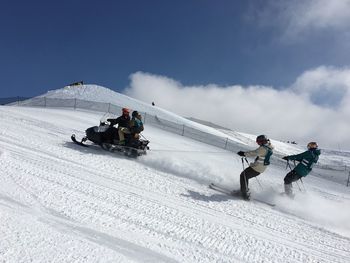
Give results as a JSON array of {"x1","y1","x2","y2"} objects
[
  {"x1": 1, "y1": 0, "x2": 350, "y2": 148},
  {"x1": 1, "y1": 0, "x2": 350, "y2": 97}
]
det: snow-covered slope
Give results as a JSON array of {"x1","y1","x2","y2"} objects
[
  {"x1": 1, "y1": 85, "x2": 350, "y2": 262},
  {"x1": 38, "y1": 84, "x2": 229, "y2": 138},
  {"x1": 35, "y1": 84, "x2": 349, "y2": 163},
  {"x1": 1, "y1": 105, "x2": 350, "y2": 263}
]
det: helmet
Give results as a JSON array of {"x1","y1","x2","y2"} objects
[
  {"x1": 132, "y1": 110, "x2": 142, "y2": 120},
  {"x1": 132, "y1": 110, "x2": 139, "y2": 118},
  {"x1": 256, "y1": 135, "x2": 268, "y2": 145},
  {"x1": 122, "y1": 108, "x2": 130, "y2": 115},
  {"x1": 307, "y1": 142, "x2": 318, "y2": 149}
]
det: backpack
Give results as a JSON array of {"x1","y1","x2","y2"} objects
[{"x1": 263, "y1": 145, "x2": 273, "y2": 165}]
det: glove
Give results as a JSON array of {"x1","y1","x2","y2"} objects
[
  {"x1": 106, "y1": 119, "x2": 112, "y2": 125},
  {"x1": 119, "y1": 127, "x2": 129, "y2": 132},
  {"x1": 282, "y1": 156, "x2": 289, "y2": 160},
  {"x1": 237, "y1": 151, "x2": 245, "y2": 156}
]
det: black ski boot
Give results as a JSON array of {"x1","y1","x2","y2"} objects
[
  {"x1": 284, "y1": 183, "x2": 295, "y2": 199},
  {"x1": 241, "y1": 191, "x2": 251, "y2": 201}
]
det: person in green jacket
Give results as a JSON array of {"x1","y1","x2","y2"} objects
[
  {"x1": 282, "y1": 142, "x2": 321, "y2": 197},
  {"x1": 129, "y1": 110, "x2": 144, "y2": 139}
]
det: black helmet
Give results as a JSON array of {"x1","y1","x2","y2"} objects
[
  {"x1": 132, "y1": 110, "x2": 140, "y2": 118},
  {"x1": 256, "y1": 135, "x2": 268, "y2": 145}
]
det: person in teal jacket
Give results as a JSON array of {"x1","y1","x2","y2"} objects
[
  {"x1": 282, "y1": 142, "x2": 321, "y2": 197},
  {"x1": 129, "y1": 111, "x2": 144, "y2": 139}
]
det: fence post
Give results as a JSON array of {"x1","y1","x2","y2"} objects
[
  {"x1": 224, "y1": 138, "x2": 228, "y2": 149},
  {"x1": 182, "y1": 125, "x2": 185, "y2": 136},
  {"x1": 347, "y1": 171, "x2": 350, "y2": 187},
  {"x1": 107, "y1": 103, "x2": 111, "y2": 113},
  {"x1": 74, "y1": 98, "x2": 77, "y2": 110}
]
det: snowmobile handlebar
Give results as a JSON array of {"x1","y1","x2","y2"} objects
[{"x1": 99, "y1": 121, "x2": 111, "y2": 127}]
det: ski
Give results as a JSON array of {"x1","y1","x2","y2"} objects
[
  {"x1": 209, "y1": 183, "x2": 239, "y2": 196},
  {"x1": 209, "y1": 183, "x2": 276, "y2": 207}
]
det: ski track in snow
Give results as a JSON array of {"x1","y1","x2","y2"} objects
[{"x1": 0, "y1": 106, "x2": 350, "y2": 263}]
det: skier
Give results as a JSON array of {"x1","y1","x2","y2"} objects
[
  {"x1": 107, "y1": 108, "x2": 131, "y2": 145},
  {"x1": 129, "y1": 111, "x2": 144, "y2": 139},
  {"x1": 282, "y1": 142, "x2": 320, "y2": 197},
  {"x1": 237, "y1": 135, "x2": 274, "y2": 200}
]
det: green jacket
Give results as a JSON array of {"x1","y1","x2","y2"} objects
[{"x1": 286, "y1": 149, "x2": 321, "y2": 177}]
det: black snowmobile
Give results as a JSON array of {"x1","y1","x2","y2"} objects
[{"x1": 71, "y1": 121, "x2": 150, "y2": 158}]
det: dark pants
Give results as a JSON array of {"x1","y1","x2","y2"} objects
[
  {"x1": 284, "y1": 170, "x2": 302, "y2": 184},
  {"x1": 240, "y1": 167, "x2": 260, "y2": 193}
]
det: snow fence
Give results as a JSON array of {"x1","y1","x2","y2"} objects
[{"x1": 12, "y1": 97, "x2": 350, "y2": 184}]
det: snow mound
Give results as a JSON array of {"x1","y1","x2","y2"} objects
[
  {"x1": 42, "y1": 84, "x2": 139, "y2": 107},
  {"x1": 39, "y1": 84, "x2": 232, "y2": 138}
]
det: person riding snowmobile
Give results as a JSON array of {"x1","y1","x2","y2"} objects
[
  {"x1": 237, "y1": 135, "x2": 274, "y2": 200},
  {"x1": 282, "y1": 142, "x2": 320, "y2": 197},
  {"x1": 107, "y1": 108, "x2": 131, "y2": 145},
  {"x1": 129, "y1": 111, "x2": 144, "y2": 140}
]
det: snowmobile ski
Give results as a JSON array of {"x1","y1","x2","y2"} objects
[
  {"x1": 209, "y1": 183, "x2": 275, "y2": 207},
  {"x1": 71, "y1": 134, "x2": 88, "y2": 147},
  {"x1": 101, "y1": 143, "x2": 144, "y2": 158}
]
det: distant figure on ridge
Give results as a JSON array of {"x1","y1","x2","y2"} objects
[
  {"x1": 236, "y1": 135, "x2": 274, "y2": 200},
  {"x1": 68, "y1": 81, "x2": 84, "y2": 86}
]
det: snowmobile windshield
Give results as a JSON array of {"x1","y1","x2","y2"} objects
[{"x1": 100, "y1": 114, "x2": 116, "y2": 123}]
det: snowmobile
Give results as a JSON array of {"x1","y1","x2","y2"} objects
[{"x1": 71, "y1": 121, "x2": 150, "y2": 158}]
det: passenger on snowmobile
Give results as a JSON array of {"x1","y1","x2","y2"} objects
[
  {"x1": 282, "y1": 142, "x2": 320, "y2": 198},
  {"x1": 107, "y1": 108, "x2": 131, "y2": 145},
  {"x1": 129, "y1": 111, "x2": 144, "y2": 139},
  {"x1": 237, "y1": 135, "x2": 274, "y2": 200}
]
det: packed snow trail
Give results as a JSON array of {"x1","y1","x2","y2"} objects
[{"x1": 0, "y1": 106, "x2": 350, "y2": 262}]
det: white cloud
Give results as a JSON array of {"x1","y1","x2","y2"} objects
[
  {"x1": 124, "y1": 68, "x2": 350, "y2": 150},
  {"x1": 291, "y1": 66, "x2": 350, "y2": 109},
  {"x1": 253, "y1": 0, "x2": 350, "y2": 40}
]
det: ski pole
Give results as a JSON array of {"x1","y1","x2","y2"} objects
[
  {"x1": 292, "y1": 160, "x2": 303, "y2": 192},
  {"x1": 255, "y1": 175, "x2": 264, "y2": 190},
  {"x1": 286, "y1": 160, "x2": 293, "y2": 171},
  {"x1": 300, "y1": 178, "x2": 306, "y2": 192},
  {"x1": 245, "y1": 157, "x2": 263, "y2": 189},
  {"x1": 243, "y1": 157, "x2": 263, "y2": 190},
  {"x1": 244, "y1": 157, "x2": 249, "y2": 166},
  {"x1": 295, "y1": 180, "x2": 302, "y2": 192},
  {"x1": 241, "y1": 157, "x2": 248, "y2": 193}
]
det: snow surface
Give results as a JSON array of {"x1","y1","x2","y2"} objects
[{"x1": 1, "y1": 86, "x2": 350, "y2": 262}]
